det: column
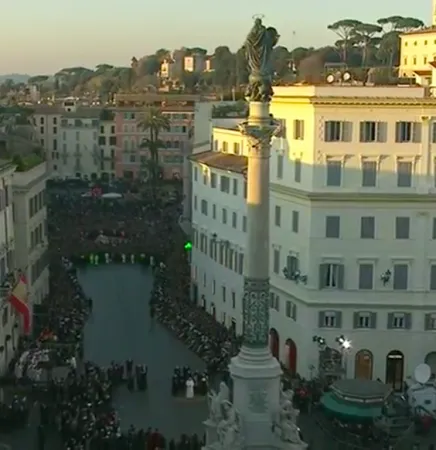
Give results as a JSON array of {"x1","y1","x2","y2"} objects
[{"x1": 228, "y1": 101, "x2": 282, "y2": 450}]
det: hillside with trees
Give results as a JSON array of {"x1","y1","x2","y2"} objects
[{"x1": 0, "y1": 15, "x2": 425, "y2": 100}]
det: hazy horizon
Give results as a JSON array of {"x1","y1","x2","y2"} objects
[{"x1": 2, "y1": 0, "x2": 431, "y2": 75}]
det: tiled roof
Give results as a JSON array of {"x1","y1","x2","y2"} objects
[
  {"x1": 189, "y1": 150, "x2": 247, "y2": 174},
  {"x1": 401, "y1": 27, "x2": 436, "y2": 36}
]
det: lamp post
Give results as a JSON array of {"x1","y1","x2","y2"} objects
[{"x1": 335, "y1": 335, "x2": 351, "y2": 378}]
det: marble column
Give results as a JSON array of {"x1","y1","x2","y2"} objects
[{"x1": 228, "y1": 101, "x2": 283, "y2": 449}]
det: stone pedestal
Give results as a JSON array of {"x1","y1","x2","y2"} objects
[{"x1": 230, "y1": 347, "x2": 282, "y2": 449}]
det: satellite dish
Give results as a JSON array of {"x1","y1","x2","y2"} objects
[
  {"x1": 414, "y1": 363, "x2": 431, "y2": 384},
  {"x1": 326, "y1": 74, "x2": 335, "y2": 84},
  {"x1": 342, "y1": 71, "x2": 351, "y2": 81}
]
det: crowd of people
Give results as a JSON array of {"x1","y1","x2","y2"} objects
[{"x1": 35, "y1": 183, "x2": 218, "y2": 449}]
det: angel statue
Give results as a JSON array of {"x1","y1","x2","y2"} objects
[
  {"x1": 243, "y1": 17, "x2": 280, "y2": 103},
  {"x1": 207, "y1": 382, "x2": 230, "y2": 423},
  {"x1": 218, "y1": 401, "x2": 242, "y2": 449}
]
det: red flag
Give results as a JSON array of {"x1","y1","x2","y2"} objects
[{"x1": 9, "y1": 274, "x2": 30, "y2": 334}]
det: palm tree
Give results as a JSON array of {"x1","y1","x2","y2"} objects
[{"x1": 137, "y1": 106, "x2": 170, "y2": 189}]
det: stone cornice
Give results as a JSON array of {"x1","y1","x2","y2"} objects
[
  {"x1": 271, "y1": 183, "x2": 436, "y2": 203},
  {"x1": 273, "y1": 96, "x2": 436, "y2": 107}
]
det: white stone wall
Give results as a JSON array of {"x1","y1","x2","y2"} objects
[{"x1": 60, "y1": 120, "x2": 99, "y2": 178}]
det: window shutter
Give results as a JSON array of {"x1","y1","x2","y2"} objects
[
  {"x1": 337, "y1": 264, "x2": 345, "y2": 289},
  {"x1": 353, "y1": 312, "x2": 359, "y2": 329},
  {"x1": 324, "y1": 123, "x2": 329, "y2": 141},
  {"x1": 405, "y1": 313, "x2": 412, "y2": 329},
  {"x1": 412, "y1": 123, "x2": 422, "y2": 143},
  {"x1": 318, "y1": 311, "x2": 325, "y2": 328},
  {"x1": 376, "y1": 122, "x2": 387, "y2": 143},
  {"x1": 335, "y1": 311, "x2": 342, "y2": 328},
  {"x1": 292, "y1": 304, "x2": 297, "y2": 321},
  {"x1": 387, "y1": 313, "x2": 394, "y2": 329},
  {"x1": 395, "y1": 122, "x2": 401, "y2": 142},
  {"x1": 370, "y1": 312, "x2": 377, "y2": 329},
  {"x1": 342, "y1": 122, "x2": 352, "y2": 142},
  {"x1": 359, "y1": 122, "x2": 365, "y2": 142},
  {"x1": 430, "y1": 265, "x2": 436, "y2": 290},
  {"x1": 319, "y1": 264, "x2": 327, "y2": 289},
  {"x1": 424, "y1": 313, "x2": 431, "y2": 331}
]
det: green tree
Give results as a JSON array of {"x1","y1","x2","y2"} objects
[
  {"x1": 328, "y1": 19, "x2": 362, "y2": 63},
  {"x1": 352, "y1": 23, "x2": 382, "y2": 66},
  {"x1": 137, "y1": 106, "x2": 170, "y2": 190}
]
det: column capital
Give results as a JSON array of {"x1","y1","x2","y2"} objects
[{"x1": 238, "y1": 120, "x2": 281, "y2": 158}]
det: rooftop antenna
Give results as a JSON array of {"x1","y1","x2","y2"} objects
[{"x1": 414, "y1": 363, "x2": 431, "y2": 384}]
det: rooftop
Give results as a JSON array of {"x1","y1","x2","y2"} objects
[
  {"x1": 400, "y1": 26, "x2": 436, "y2": 36},
  {"x1": 189, "y1": 150, "x2": 247, "y2": 174}
]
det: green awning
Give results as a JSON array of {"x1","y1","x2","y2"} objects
[{"x1": 320, "y1": 392, "x2": 382, "y2": 422}]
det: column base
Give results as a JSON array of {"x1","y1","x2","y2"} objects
[{"x1": 229, "y1": 346, "x2": 283, "y2": 449}]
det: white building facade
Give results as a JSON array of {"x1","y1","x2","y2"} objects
[
  {"x1": 12, "y1": 162, "x2": 49, "y2": 306},
  {"x1": 0, "y1": 162, "x2": 21, "y2": 373},
  {"x1": 33, "y1": 101, "x2": 106, "y2": 179},
  {"x1": 191, "y1": 83, "x2": 436, "y2": 388}
]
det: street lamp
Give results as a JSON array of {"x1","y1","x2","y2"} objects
[
  {"x1": 335, "y1": 334, "x2": 351, "y2": 350},
  {"x1": 336, "y1": 335, "x2": 351, "y2": 378}
]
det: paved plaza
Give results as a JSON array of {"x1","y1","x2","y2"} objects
[{"x1": 0, "y1": 264, "x2": 207, "y2": 449}]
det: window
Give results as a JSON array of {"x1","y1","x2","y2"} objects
[
  {"x1": 273, "y1": 248, "x2": 280, "y2": 274},
  {"x1": 232, "y1": 212, "x2": 237, "y2": 228},
  {"x1": 397, "y1": 161, "x2": 412, "y2": 187},
  {"x1": 269, "y1": 293, "x2": 280, "y2": 311},
  {"x1": 393, "y1": 264, "x2": 408, "y2": 290},
  {"x1": 395, "y1": 121, "x2": 421, "y2": 143},
  {"x1": 292, "y1": 211, "x2": 299, "y2": 233},
  {"x1": 222, "y1": 208, "x2": 227, "y2": 224},
  {"x1": 193, "y1": 166, "x2": 198, "y2": 181},
  {"x1": 202, "y1": 171, "x2": 207, "y2": 185},
  {"x1": 425, "y1": 313, "x2": 436, "y2": 330},
  {"x1": 294, "y1": 159, "x2": 301, "y2": 183},
  {"x1": 319, "y1": 263, "x2": 344, "y2": 289},
  {"x1": 324, "y1": 121, "x2": 351, "y2": 142},
  {"x1": 201, "y1": 199, "x2": 208, "y2": 215},
  {"x1": 361, "y1": 161, "x2": 377, "y2": 187},
  {"x1": 430, "y1": 265, "x2": 436, "y2": 290},
  {"x1": 212, "y1": 204, "x2": 216, "y2": 219},
  {"x1": 326, "y1": 160, "x2": 342, "y2": 186},
  {"x1": 319, "y1": 311, "x2": 341, "y2": 328},
  {"x1": 277, "y1": 154, "x2": 284, "y2": 179},
  {"x1": 232, "y1": 179, "x2": 238, "y2": 195},
  {"x1": 354, "y1": 312, "x2": 374, "y2": 329},
  {"x1": 214, "y1": 140, "x2": 218, "y2": 151},
  {"x1": 286, "y1": 301, "x2": 297, "y2": 320},
  {"x1": 220, "y1": 176, "x2": 230, "y2": 193},
  {"x1": 286, "y1": 255, "x2": 299, "y2": 276},
  {"x1": 325, "y1": 216, "x2": 340, "y2": 238},
  {"x1": 293, "y1": 120, "x2": 304, "y2": 140},
  {"x1": 243, "y1": 181, "x2": 247, "y2": 198},
  {"x1": 212, "y1": 280, "x2": 216, "y2": 295},
  {"x1": 231, "y1": 291, "x2": 236, "y2": 309},
  {"x1": 388, "y1": 312, "x2": 408, "y2": 329},
  {"x1": 358, "y1": 264, "x2": 374, "y2": 290},
  {"x1": 359, "y1": 121, "x2": 386, "y2": 142},
  {"x1": 360, "y1": 216, "x2": 375, "y2": 239},
  {"x1": 211, "y1": 173, "x2": 217, "y2": 188},
  {"x1": 395, "y1": 217, "x2": 410, "y2": 239},
  {"x1": 233, "y1": 143, "x2": 240, "y2": 155},
  {"x1": 222, "y1": 286, "x2": 227, "y2": 302},
  {"x1": 242, "y1": 216, "x2": 247, "y2": 232},
  {"x1": 193, "y1": 196, "x2": 197, "y2": 210},
  {"x1": 274, "y1": 206, "x2": 281, "y2": 227},
  {"x1": 222, "y1": 141, "x2": 228, "y2": 153}
]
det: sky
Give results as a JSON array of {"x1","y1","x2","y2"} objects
[{"x1": 1, "y1": 0, "x2": 431, "y2": 74}]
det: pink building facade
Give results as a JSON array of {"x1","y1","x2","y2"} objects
[{"x1": 113, "y1": 100, "x2": 196, "y2": 180}]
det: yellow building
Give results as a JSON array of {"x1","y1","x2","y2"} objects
[{"x1": 399, "y1": 0, "x2": 436, "y2": 78}]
